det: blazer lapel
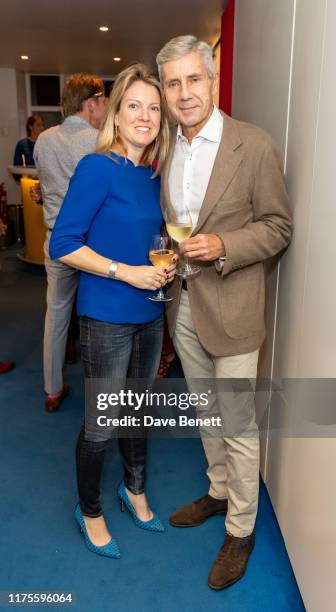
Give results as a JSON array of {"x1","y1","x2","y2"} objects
[
  {"x1": 193, "y1": 113, "x2": 243, "y2": 234},
  {"x1": 161, "y1": 114, "x2": 243, "y2": 232}
]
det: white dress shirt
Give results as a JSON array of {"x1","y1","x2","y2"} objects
[{"x1": 168, "y1": 105, "x2": 223, "y2": 229}]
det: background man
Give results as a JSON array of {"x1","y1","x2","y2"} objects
[
  {"x1": 34, "y1": 74, "x2": 106, "y2": 411},
  {"x1": 157, "y1": 35, "x2": 292, "y2": 589}
]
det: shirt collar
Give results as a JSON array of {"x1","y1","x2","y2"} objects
[
  {"x1": 176, "y1": 106, "x2": 223, "y2": 144},
  {"x1": 63, "y1": 115, "x2": 94, "y2": 129}
]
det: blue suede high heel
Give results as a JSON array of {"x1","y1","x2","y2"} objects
[
  {"x1": 117, "y1": 481, "x2": 165, "y2": 533},
  {"x1": 74, "y1": 504, "x2": 121, "y2": 558}
]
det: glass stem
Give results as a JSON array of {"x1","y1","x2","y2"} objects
[{"x1": 184, "y1": 258, "x2": 194, "y2": 274}]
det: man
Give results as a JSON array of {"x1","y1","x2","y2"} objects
[
  {"x1": 34, "y1": 74, "x2": 106, "y2": 412},
  {"x1": 156, "y1": 36, "x2": 292, "y2": 589}
]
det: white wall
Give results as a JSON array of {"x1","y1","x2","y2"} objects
[
  {"x1": 233, "y1": 0, "x2": 294, "y2": 155},
  {"x1": 16, "y1": 71, "x2": 28, "y2": 140},
  {"x1": 233, "y1": 0, "x2": 295, "y2": 478},
  {"x1": 233, "y1": 1, "x2": 336, "y2": 610},
  {"x1": 0, "y1": 68, "x2": 21, "y2": 203}
]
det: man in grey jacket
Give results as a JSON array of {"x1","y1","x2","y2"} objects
[{"x1": 34, "y1": 73, "x2": 106, "y2": 411}]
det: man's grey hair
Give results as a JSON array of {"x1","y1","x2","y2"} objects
[{"x1": 156, "y1": 35, "x2": 216, "y2": 80}]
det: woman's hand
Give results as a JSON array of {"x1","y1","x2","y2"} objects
[
  {"x1": 58, "y1": 248, "x2": 178, "y2": 286},
  {"x1": 117, "y1": 264, "x2": 167, "y2": 290},
  {"x1": 164, "y1": 256, "x2": 178, "y2": 284}
]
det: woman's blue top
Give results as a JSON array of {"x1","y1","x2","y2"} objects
[
  {"x1": 49, "y1": 152, "x2": 163, "y2": 324},
  {"x1": 14, "y1": 138, "x2": 35, "y2": 166}
]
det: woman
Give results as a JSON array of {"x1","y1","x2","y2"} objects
[
  {"x1": 49, "y1": 64, "x2": 175, "y2": 558},
  {"x1": 13, "y1": 115, "x2": 44, "y2": 168}
]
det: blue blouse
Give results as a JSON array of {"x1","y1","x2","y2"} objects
[
  {"x1": 49, "y1": 152, "x2": 163, "y2": 324},
  {"x1": 14, "y1": 138, "x2": 36, "y2": 166}
]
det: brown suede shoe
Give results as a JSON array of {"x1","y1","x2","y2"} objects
[
  {"x1": 169, "y1": 494, "x2": 228, "y2": 528},
  {"x1": 45, "y1": 384, "x2": 70, "y2": 413},
  {"x1": 208, "y1": 533, "x2": 255, "y2": 590}
]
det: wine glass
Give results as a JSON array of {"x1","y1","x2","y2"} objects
[
  {"x1": 148, "y1": 235, "x2": 174, "y2": 302},
  {"x1": 164, "y1": 206, "x2": 200, "y2": 278}
]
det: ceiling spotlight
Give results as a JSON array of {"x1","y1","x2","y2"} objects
[
  {"x1": 113, "y1": 57, "x2": 121, "y2": 62},
  {"x1": 21, "y1": 55, "x2": 29, "y2": 60},
  {"x1": 99, "y1": 26, "x2": 109, "y2": 32}
]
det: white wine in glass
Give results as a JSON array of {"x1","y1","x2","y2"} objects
[
  {"x1": 165, "y1": 207, "x2": 200, "y2": 278},
  {"x1": 148, "y1": 235, "x2": 174, "y2": 302},
  {"x1": 166, "y1": 222, "x2": 193, "y2": 243}
]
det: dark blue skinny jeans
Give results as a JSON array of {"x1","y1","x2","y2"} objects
[{"x1": 76, "y1": 315, "x2": 163, "y2": 517}]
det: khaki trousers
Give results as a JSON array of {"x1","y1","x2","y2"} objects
[
  {"x1": 173, "y1": 290, "x2": 260, "y2": 537},
  {"x1": 43, "y1": 234, "x2": 78, "y2": 394}
]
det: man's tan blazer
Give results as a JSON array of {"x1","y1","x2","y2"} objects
[{"x1": 161, "y1": 112, "x2": 292, "y2": 357}]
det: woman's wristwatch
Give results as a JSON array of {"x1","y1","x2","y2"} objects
[{"x1": 107, "y1": 260, "x2": 118, "y2": 279}]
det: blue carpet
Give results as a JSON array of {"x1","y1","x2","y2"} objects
[{"x1": 0, "y1": 248, "x2": 305, "y2": 611}]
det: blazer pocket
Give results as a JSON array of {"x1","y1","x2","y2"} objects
[
  {"x1": 224, "y1": 314, "x2": 265, "y2": 339},
  {"x1": 210, "y1": 204, "x2": 252, "y2": 234},
  {"x1": 218, "y1": 194, "x2": 250, "y2": 213},
  {"x1": 211, "y1": 196, "x2": 250, "y2": 217},
  {"x1": 216, "y1": 263, "x2": 265, "y2": 339}
]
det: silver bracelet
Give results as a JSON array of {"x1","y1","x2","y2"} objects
[{"x1": 107, "y1": 260, "x2": 118, "y2": 279}]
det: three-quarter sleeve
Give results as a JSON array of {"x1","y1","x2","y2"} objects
[{"x1": 49, "y1": 154, "x2": 112, "y2": 259}]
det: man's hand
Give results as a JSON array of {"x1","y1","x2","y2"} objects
[
  {"x1": 178, "y1": 234, "x2": 225, "y2": 261},
  {"x1": 30, "y1": 185, "x2": 43, "y2": 204}
]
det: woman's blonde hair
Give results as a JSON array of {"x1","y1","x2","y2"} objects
[{"x1": 96, "y1": 63, "x2": 169, "y2": 176}]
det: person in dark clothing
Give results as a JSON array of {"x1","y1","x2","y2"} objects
[{"x1": 13, "y1": 115, "x2": 45, "y2": 173}]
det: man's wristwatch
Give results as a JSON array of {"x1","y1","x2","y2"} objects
[
  {"x1": 215, "y1": 256, "x2": 228, "y2": 272},
  {"x1": 107, "y1": 260, "x2": 118, "y2": 279}
]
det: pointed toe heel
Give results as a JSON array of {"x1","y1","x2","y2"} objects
[
  {"x1": 117, "y1": 481, "x2": 165, "y2": 533},
  {"x1": 74, "y1": 504, "x2": 121, "y2": 558}
]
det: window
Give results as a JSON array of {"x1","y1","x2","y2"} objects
[
  {"x1": 30, "y1": 75, "x2": 61, "y2": 106},
  {"x1": 26, "y1": 73, "x2": 116, "y2": 129},
  {"x1": 26, "y1": 74, "x2": 62, "y2": 129},
  {"x1": 103, "y1": 79, "x2": 114, "y2": 97}
]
